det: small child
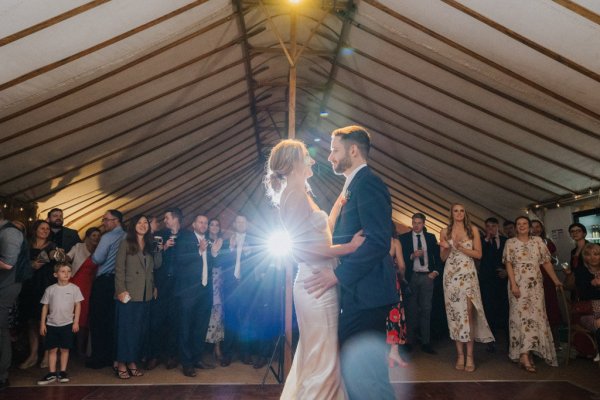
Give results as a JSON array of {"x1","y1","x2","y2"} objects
[{"x1": 37, "y1": 263, "x2": 83, "y2": 385}]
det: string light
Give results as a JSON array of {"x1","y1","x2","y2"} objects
[{"x1": 556, "y1": 203, "x2": 561, "y2": 208}]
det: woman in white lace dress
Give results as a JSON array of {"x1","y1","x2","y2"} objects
[
  {"x1": 265, "y1": 139, "x2": 364, "y2": 400},
  {"x1": 440, "y1": 204, "x2": 494, "y2": 372},
  {"x1": 503, "y1": 216, "x2": 562, "y2": 372}
]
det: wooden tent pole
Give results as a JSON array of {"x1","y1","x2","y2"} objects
[{"x1": 283, "y1": 8, "x2": 297, "y2": 378}]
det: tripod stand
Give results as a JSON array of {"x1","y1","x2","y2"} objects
[{"x1": 262, "y1": 259, "x2": 294, "y2": 385}]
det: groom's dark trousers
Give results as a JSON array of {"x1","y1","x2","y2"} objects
[{"x1": 333, "y1": 166, "x2": 398, "y2": 400}]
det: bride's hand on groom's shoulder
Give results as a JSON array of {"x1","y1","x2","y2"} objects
[{"x1": 350, "y1": 230, "x2": 365, "y2": 250}]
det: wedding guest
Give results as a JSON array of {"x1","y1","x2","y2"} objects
[
  {"x1": 479, "y1": 217, "x2": 508, "y2": 353},
  {"x1": 114, "y1": 215, "x2": 162, "y2": 379},
  {"x1": 148, "y1": 215, "x2": 161, "y2": 235},
  {"x1": 504, "y1": 216, "x2": 562, "y2": 372},
  {"x1": 67, "y1": 228, "x2": 100, "y2": 276},
  {"x1": 37, "y1": 263, "x2": 83, "y2": 385},
  {"x1": 440, "y1": 204, "x2": 493, "y2": 372},
  {"x1": 531, "y1": 220, "x2": 562, "y2": 348},
  {"x1": 565, "y1": 243, "x2": 600, "y2": 362},
  {"x1": 19, "y1": 220, "x2": 57, "y2": 369},
  {"x1": 67, "y1": 227, "x2": 101, "y2": 356},
  {"x1": 568, "y1": 223, "x2": 588, "y2": 270},
  {"x1": 0, "y1": 209, "x2": 27, "y2": 390},
  {"x1": 220, "y1": 214, "x2": 256, "y2": 367},
  {"x1": 503, "y1": 220, "x2": 516, "y2": 239},
  {"x1": 205, "y1": 218, "x2": 224, "y2": 364},
  {"x1": 399, "y1": 213, "x2": 442, "y2": 355},
  {"x1": 175, "y1": 214, "x2": 217, "y2": 377},
  {"x1": 47, "y1": 209, "x2": 80, "y2": 253},
  {"x1": 387, "y1": 226, "x2": 408, "y2": 367},
  {"x1": 146, "y1": 208, "x2": 181, "y2": 371},
  {"x1": 86, "y1": 210, "x2": 125, "y2": 370}
]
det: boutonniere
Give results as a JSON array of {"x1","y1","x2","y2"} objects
[{"x1": 340, "y1": 190, "x2": 351, "y2": 206}]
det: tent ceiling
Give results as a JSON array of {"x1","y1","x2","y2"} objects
[{"x1": 1, "y1": 0, "x2": 599, "y2": 235}]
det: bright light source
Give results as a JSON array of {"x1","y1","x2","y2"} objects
[
  {"x1": 289, "y1": 0, "x2": 301, "y2": 4},
  {"x1": 266, "y1": 230, "x2": 292, "y2": 257},
  {"x1": 314, "y1": 137, "x2": 321, "y2": 142}
]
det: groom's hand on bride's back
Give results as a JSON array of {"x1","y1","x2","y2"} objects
[{"x1": 304, "y1": 269, "x2": 338, "y2": 299}]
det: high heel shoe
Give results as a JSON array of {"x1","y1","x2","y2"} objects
[
  {"x1": 464, "y1": 355, "x2": 475, "y2": 372},
  {"x1": 455, "y1": 354, "x2": 465, "y2": 370}
]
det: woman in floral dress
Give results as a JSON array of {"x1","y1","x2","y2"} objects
[
  {"x1": 205, "y1": 218, "x2": 225, "y2": 363},
  {"x1": 387, "y1": 229, "x2": 408, "y2": 368},
  {"x1": 503, "y1": 216, "x2": 562, "y2": 372},
  {"x1": 440, "y1": 204, "x2": 494, "y2": 372}
]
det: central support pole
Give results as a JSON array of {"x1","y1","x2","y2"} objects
[
  {"x1": 288, "y1": 11, "x2": 297, "y2": 140},
  {"x1": 284, "y1": 9, "x2": 297, "y2": 378}
]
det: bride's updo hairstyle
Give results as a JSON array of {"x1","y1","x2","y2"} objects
[{"x1": 265, "y1": 139, "x2": 306, "y2": 205}]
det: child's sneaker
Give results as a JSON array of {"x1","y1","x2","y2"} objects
[
  {"x1": 57, "y1": 371, "x2": 69, "y2": 383},
  {"x1": 37, "y1": 373, "x2": 57, "y2": 385}
]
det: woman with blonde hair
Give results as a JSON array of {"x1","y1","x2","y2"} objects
[
  {"x1": 440, "y1": 204, "x2": 493, "y2": 372},
  {"x1": 265, "y1": 139, "x2": 365, "y2": 400}
]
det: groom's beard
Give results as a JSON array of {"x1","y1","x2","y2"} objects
[{"x1": 332, "y1": 154, "x2": 352, "y2": 175}]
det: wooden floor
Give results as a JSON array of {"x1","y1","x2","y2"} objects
[{"x1": 0, "y1": 381, "x2": 597, "y2": 400}]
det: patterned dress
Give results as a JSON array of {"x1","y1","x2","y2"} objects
[
  {"x1": 443, "y1": 239, "x2": 494, "y2": 343},
  {"x1": 503, "y1": 236, "x2": 557, "y2": 366},
  {"x1": 206, "y1": 266, "x2": 224, "y2": 343},
  {"x1": 386, "y1": 272, "x2": 408, "y2": 345}
]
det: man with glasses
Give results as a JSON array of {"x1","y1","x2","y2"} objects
[
  {"x1": 568, "y1": 223, "x2": 588, "y2": 270},
  {"x1": 86, "y1": 210, "x2": 125, "y2": 369}
]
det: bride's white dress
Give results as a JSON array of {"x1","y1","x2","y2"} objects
[{"x1": 280, "y1": 210, "x2": 346, "y2": 400}]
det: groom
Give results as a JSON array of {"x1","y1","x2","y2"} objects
[{"x1": 305, "y1": 125, "x2": 397, "y2": 400}]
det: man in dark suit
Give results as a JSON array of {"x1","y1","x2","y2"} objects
[
  {"x1": 146, "y1": 207, "x2": 182, "y2": 371},
  {"x1": 399, "y1": 213, "x2": 442, "y2": 354},
  {"x1": 479, "y1": 217, "x2": 508, "y2": 352},
  {"x1": 305, "y1": 126, "x2": 397, "y2": 400},
  {"x1": 47, "y1": 208, "x2": 80, "y2": 253},
  {"x1": 220, "y1": 214, "x2": 259, "y2": 367},
  {"x1": 173, "y1": 214, "x2": 217, "y2": 377}
]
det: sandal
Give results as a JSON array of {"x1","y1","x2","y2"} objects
[
  {"x1": 519, "y1": 362, "x2": 536, "y2": 373},
  {"x1": 127, "y1": 367, "x2": 144, "y2": 377},
  {"x1": 455, "y1": 354, "x2": 465, "y2": 370},
  {"x1": 465, "y1": 355, "x2": 475, "y2": 372},
  {"x1": 117, "y1": 369, "x2": 130, "y2": 380},
  {"x1": 519, "y1": 356, "x2": 536, "y2": 373}
]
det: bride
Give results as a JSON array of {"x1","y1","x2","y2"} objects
[{"x1": 265, "y1": 139, "x2": 365, "y2": 400}]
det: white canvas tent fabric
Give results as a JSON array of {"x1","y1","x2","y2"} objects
[{"x1": 1, "y1": 0, "x2": 599, "y2": 236}]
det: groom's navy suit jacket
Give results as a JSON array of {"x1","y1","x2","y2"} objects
[{"x1": 332, "y1": 166, "x2": 398, "y2": 312}]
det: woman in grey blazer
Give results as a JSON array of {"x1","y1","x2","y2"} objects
[{"x1": 114, "y1": 215, "x2": 162, "y2": 379}]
